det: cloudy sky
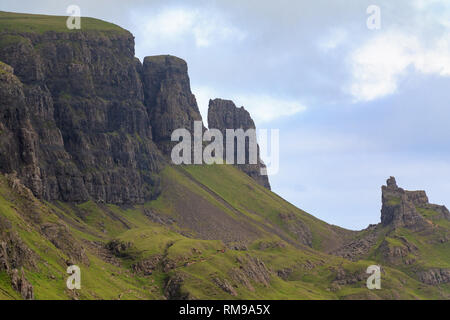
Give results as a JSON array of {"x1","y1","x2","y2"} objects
[{"x1": 2, "y1": 0, "x2": 450, "y2": 229}]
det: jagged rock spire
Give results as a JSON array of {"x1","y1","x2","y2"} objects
[
  {"x1": 386, "y1": 176, "x2": 398, "y2": 189},
  {"x1": 142, "y1": 55, "x2": 205, "y2": 155},
  {"x1": 208, "y1": 99, "x2": 271, "y2": 190}
]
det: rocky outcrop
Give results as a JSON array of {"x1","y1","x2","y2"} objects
[
  {"x1": 105, "y1": 239, "x2": 135, "y2": 258},
  {"x1": 332, "y1": 266, "x2": 367, "y2": 287},
  {"x1": 331, "y1": 225, "x2": 379, "y2": 261},
  {"x1": 228, "y1": 255, "x2": 272, "y2": 291},
  {"x1": 0, "y1": 217, "x2": 36, "y2": 272},
  {"x1": 142, "y1": 55, "x2": 204, "y2": 155},
  {"x1": 0, "y1": 216, "x2": 36, "y2": 299},
  {"x1": 10, "y1": 268, "x2": 34, "y2": 300},
  {"x1": 164, "y1": 273, "x2": 191, "y2": 300},
  {"x1": 378, "y1": 237, "x2": 418, "y2": 265},
  {"x1": 132, "y1": 255, "x2": 162, "y2": 276},
  {"x1": 418, "y1": 269, "x2": 450, "y2": 285},
  {"x1": 213, "y1": 277, "x2": 238, "y2": 296},
  {"x1": 381, "y1": 177, "x2": 428, "y2": 230},
  {"x1": 207, "y1": 99, "x2": 271, "y2": 189}
]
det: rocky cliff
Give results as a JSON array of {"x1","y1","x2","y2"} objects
[
  {"x1": 208, "y1": 99, "x2": 271, "y2": 190},
  {"x1": 141, "y1": 55, "x2": 204, "y2": 155},
  {"x1": 0, "y1": 17, "x2": 216, "y2": 205},
  {"x1": 381, "y1": 177, "x2": 449, "y2": 230},
  {"x1": 0, "y1": 16, "x2": 270, "y2": 203},
  {"x1": 0, "y1": 28, "x2": 166, "y2": 204}
]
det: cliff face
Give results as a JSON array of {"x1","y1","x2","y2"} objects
[
  {"x1": 0, "y1": 25, "x2": 267, "y2": 203},
  {"x1": 208, "y1": 99, "x2": 271, "y2": 190},
  {"x1": 141, "y1": 55, "x2": 204, "y2": 155},
  {"x1": 0, "y1": 6, "x2": 279, "y2": 204},
  {"x1": 381, "y1": 177, "x2": 449, "y2": 230}
]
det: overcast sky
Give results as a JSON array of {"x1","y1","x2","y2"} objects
[{"x1": 2, "y1": 0, "x2": 450, "y2": 230}]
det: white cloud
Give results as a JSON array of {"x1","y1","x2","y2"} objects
[
  {"x1": 348, "y1": 31, "x2": 450, "y2": 102},
  {"x1": 193, "y1": 86, "x2": 306, "y2": 125},
  {"x1": 131, "y1": 7, "x2": 246, "y2": 50}
]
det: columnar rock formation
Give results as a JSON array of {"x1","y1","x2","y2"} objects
[
  {"x1": 208, "y1": 98, "x2": 271, "y2": 190},
  {"x1": 142, "y1": 55, "x2": 204, "y2": 155}
]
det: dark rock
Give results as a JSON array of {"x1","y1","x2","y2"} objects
[
  {"x1": 276, "y1": 268, "x2": 293, "y2": 280},
  {"x1": 228, "y1": 243, "x2": 249, "y2": 251},
  {"x1": 0, "y1": 31, "x2": 164, "y2": 205},
  {"x1": 332, "y1": 267, "x2": 366, "y2": 286},
  {"x1": 418, "y1": 269, "x2": 450, "y2": 285},
  {"x1": 213, "y1": 277, "x2": 237, "y2": 296},
  {"x1": 10, "y1": 268, "x2": 34, "y2": 300},
  {"x1": 142, "y1": 55, "x2": 204, "y2": 155},
  {"x1": 386, "y1": 176, "x2": 398, "y2": 188},
  {"x1": 84, "y1": 240, "x2": 120, "y2": 266},
  {"x1": 0, "y1": 216, "x2": 37, "y2": 272},
  {"x1": 105, "y1": 239, "x2": 135, "y2": 258},
  {"x1": 0, "y1": 30, "x2": 272, "y2": 206},
  {"x1": 379, "y1": 236, "x2": 418, "y2": 265},
  {"x1": 164, "y1": 273, "x2": 191, "y2": 300},
  {"x1": 229, "y1": 255, "x2": 272, "y2": 291},
  {"x1": 132, "y1": 255, "x2": 162, "y2": 275},
  {"x1": 381, "y1": 177, "x2": 428, "y2": 230},
  {"x1": 331, "y1": 228, "x2": 379, "y2": 261},
  {"x1": 207, "y1": 98, "x2": 271, "y2": 189}
]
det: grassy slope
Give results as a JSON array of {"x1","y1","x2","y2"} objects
[
  {"x1": 0, "y1": 165, "x2": 447, "y2": 300},
  {"x1": 0, "y1": 11, "x2": 127, "y2": 34},
  {"x1": 181, "y1": 165, "x2": 353, "y2": 251}
]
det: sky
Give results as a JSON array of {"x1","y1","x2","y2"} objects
[{"x1": 2, "y1": 0, "x2": 450, "y2": 230}]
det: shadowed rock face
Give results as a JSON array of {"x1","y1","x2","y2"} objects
[
  {"x1": 0, "y1": 30, "x2": 167, "y2": 204},
  {"x1": 142, "y1": 55, "x2": 204, "y2": 155},
  {"x1": 381, "y1": 176, "x2": 425, "y2": 229},
  {"x1": 0, "y1": 23, "x2": 215, "y2": 204},
  {"x1": 207, "y1": 99, "x2": 271, "y2": 190},
  {"x1": 381, "y1": 176, "x2": 449, "y2": 230}
]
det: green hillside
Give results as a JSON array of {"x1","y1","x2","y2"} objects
[
  {"x1": 0, "y1": 11, "x2": 127, "y2": 34},
  {"x1": 0, "y1": 165, "x2": 448, "y2": 300}
]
